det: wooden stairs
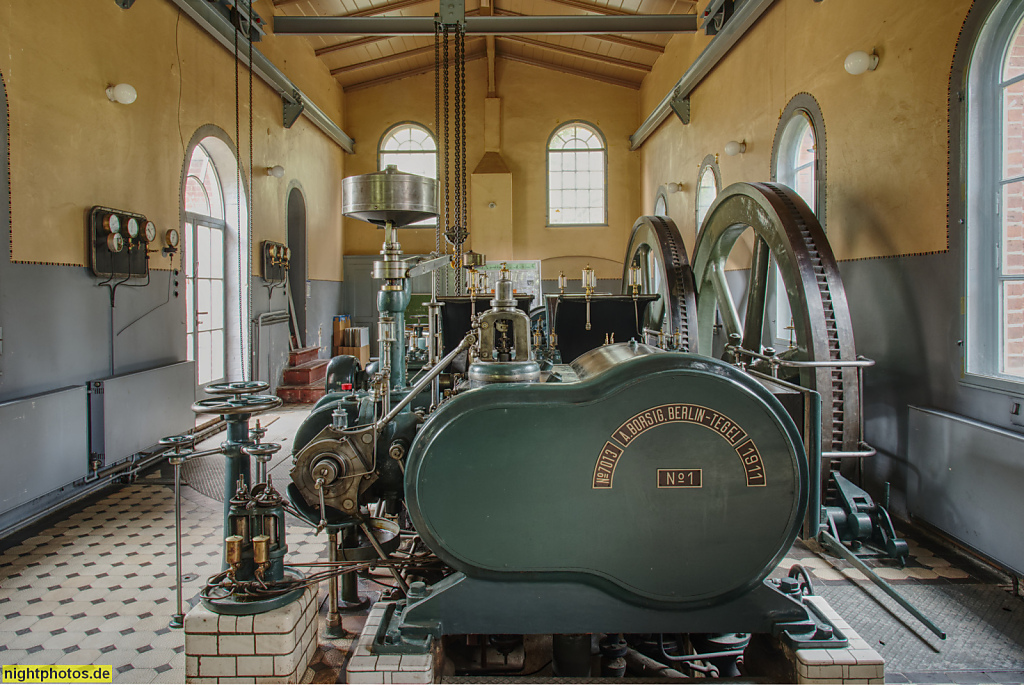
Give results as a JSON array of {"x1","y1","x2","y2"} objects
[{"x1": 276, "y1": 346, "x2": 328, "y2": 404}]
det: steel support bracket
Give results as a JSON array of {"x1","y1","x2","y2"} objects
[
  {"x1": 669, "y1": 91, "x2": 690, "y2": 125},
  {"x1": 283, "y1": 94, "x2": 305, "y2": 129}
]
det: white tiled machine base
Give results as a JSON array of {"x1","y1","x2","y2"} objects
[
  {"x1": 183, "y1": 587, "x2": 318, "y2": 684},
  {"x1": 347, "y1": 602, "x2": 435, "y2": 684},
  {"x1": 789, "y1": 596, "x2": 885, "y2": 684}
]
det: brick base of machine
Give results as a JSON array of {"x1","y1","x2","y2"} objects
[
  {"x1": 787, "y1": 596, "x2": 885, "y2": 684},
  {"x1": 183, "y1": 587, "x2": 319, "y2": 683},
  {"x1": 347, "y1": 602, "x2": 435, "y2": 684}
]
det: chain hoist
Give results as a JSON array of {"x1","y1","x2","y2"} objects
[{"x1": 435, "y1": 14, "x2": 468, "y2": 295}]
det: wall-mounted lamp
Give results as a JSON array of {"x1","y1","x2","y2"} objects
[
  {"x1": 266, "y1": 165, "x2": 285, "y2": 178},
  {"x1": 724, "y1": 140, "x2": 746, "y2": 156},
  {"x1": 844, "y1": 50, "x2": 879, "y2": 75},
  {"x1": 665, "y1": 182, "x2": 685, "y2": 194},
  {"x1": 105, "y1": 83, "x2": 137, "y2": 105}
]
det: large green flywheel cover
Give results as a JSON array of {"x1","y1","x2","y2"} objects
[{"x1": 405, "y1": 350, "x2": 807, "y2": 609}]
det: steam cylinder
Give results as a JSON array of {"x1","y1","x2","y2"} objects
[{"x1": 404, "y1": 345, "x2": 807, "y2": 608}]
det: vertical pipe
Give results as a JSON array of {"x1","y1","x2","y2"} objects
[
  {"x1": 341, "y1": 526, "x2": 360, "y2": 604},
  {"x1": 327, "y1": 530, "x2": 341, "y2": 633},
  {"x1": 169, "y1": 459, "x2": 185, "y2": 629},
  {"x1": 223, "y1": 416, "x2": 252, "y2": 557},
  {"x1": 806, "y1": 390, "x2": 822, "y2": 540}
]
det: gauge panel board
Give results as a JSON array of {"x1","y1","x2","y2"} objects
[
  {"x1": 89, "y1": 205, "x2": 152, "y2": 279},
  {"x1": 261, "y1": 240, "x2": 289, "y2": 285}
]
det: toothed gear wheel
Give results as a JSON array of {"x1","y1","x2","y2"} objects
[
  {"x1": 691, "y1": 182, "x2": 860, "y2": 488},
  {"x1": 622, "y1": 215, "x2": 698, "y2": 352}
]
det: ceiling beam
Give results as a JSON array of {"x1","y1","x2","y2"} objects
[
  {"x1": 331, "y1": 37, "x2": 485, "y2": 75},
  {"x1": 315, "y1": 8, "x2": 487, "y2": 55},
  {"x1": 275, "y1": 13, "x2": 698, "y2": 35},
  {"x1": 344, "y1": 50, "x2": 487, "y2": 92},
  {"x1": 537, "y1": 0, "x2": 635, "y2": 16},
  {"x1": 274, "y1": 0, "x2": 432, "y2": 12},
  {"x1": 316, "y1": 35, "x2": 390, "y2": 57},
  {"x1": 499, "y1": 35, "x2": 651, "y2": 72},
  {"x1": 493, "y1": 8, "x2": 663, "y2": 53},
  {"x1": 496, "y1": 49, "x2": 640, "y2": 89}
]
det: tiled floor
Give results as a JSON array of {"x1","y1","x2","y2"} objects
[{"x1": 0, "y1": 405, "x2": 1022, "y2": 684}]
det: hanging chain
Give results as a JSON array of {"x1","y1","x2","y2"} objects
[
  {"x1": 452, "y1": 29, "x2": 462, "y2": 293},
  {"x1": 434, "y1": 22, "x2": 441, "y2": 262},
  {"x1": 234, "y1": 9, "x2": 245, "y2": 381},
  {"x1": 436, "y1": 21, "x2": 469, "y2": 295},
  {"x1": 442, "y1": 26, "x2": 452, "y2": 295},
  {"x1": 245, "y1": 2, "x2": 254, "y2": 380},
  {"x1": 458, "y1": 26, "x2": 467, "y2": 294}
]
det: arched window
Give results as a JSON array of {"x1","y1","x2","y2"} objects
[
  {"x1": 771, "y1": 94, "x2": 827, "y2": 345},
  {"x1": 966, "y1": 0, "x2": 1024, "y2": 384},
  {"x1": 182, "y1": 131, "x2": 249, "y2": 388},
  {"x1": 654, "y1": 190, "x2": 668, "y2": 217},
  {"x1": 379, "y1": 123, "x2": 437, "y2": 227},
  {"x1": 547, "y1": 122, "x2": 607, "y2": 226},
  {"x1": 379, "y1": 122, "x2": 437, "y2": 178},
  {"x1": 695, "y1": 154, "x2": 721, "y2": 231}
]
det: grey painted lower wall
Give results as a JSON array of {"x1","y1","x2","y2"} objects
[{"x1": 839, "y1": 253, "x2": 1024, "y2": 515}]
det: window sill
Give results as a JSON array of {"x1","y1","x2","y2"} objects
[
  {"x1": 960, "y1": 371, "x2": 1024, "y2": 396},
  {"x1": 546, "y1": 223, "x2": 610, "y2": 228}
]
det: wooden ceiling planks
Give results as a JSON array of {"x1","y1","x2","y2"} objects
[{"x1": 268, "y1": 0, "x2": 693, "y2": 91}]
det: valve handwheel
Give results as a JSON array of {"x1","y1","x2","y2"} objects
[
  {"x1": 192, "y1": 395, "x2": 283, "y2": 416},
  {"x1": 205, "y1": 381, "x2": 270, "y2": 396},
  {"x1": 159, "y1": 434, "x2": 196, "y2": 449},
  {"x1": 242, "y1": 443, "x2": 282, "y2": 460}
]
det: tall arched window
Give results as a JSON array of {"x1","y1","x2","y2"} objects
[
  {"x1": 654, "y1": 190, "x2": 668, "y2": 217},
  {"x1": 547, "y1": 122, "x2": 607, "y2": 226},
  {"x1": 771, "y1": 94, "x2": 827, "y2": 345},
  {"x1": 379, "y1": 123, "x2": 437, "y2": 227},
  {"x1": 695, "y1": 154, "x2": 721, "y2": 231},
  {"x1": 182, "y1": 131, "x2": 249, "y2": 388},
  {"x1": 966, "y1": 0, "x2": 1024, "y2": 384}
]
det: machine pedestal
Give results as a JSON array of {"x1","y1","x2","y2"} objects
[
  {"x1": 346, "y1": 595, "x2": 882, "y2": 684},
  {"x1": 348, "y1": 602, "x2": 436, "y2": 685},
  {"x1": 389, "y1": 573, "x2": 816, "y2": 642},
  {"x1": 184, "y1": 586, "x2": 318, "y2": 683}
]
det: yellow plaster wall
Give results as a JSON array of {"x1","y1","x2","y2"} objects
[
  {"x1": 639, "y1": 0, "x2": 969, "y2": 263},
  {"x1": 342, "y1": 59, "x2": 641, "y2": 280},
  {"x1": 0, "y1": 0, "x2": 346, "y2": 280}
]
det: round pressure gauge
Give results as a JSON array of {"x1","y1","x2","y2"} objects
[
  {"x1": 283, "y1": 247, "x2": 291, "y2": 260},
  {"x1": 103, "y1": 213, "x2": 120, "y2": 234},
  {"x1": 143, "y1": 221, "x2": 157, "y2": 243},
  {"x1": 165, "y1": 228, "x2": 180, "y2": 248},
  {"x1": 107, "y1": 233, "x2": 125, "y2": 253},
  {"x1": 269, "y1": 245, "x2": 278, "y2": 257},
  {"x1": 125, "y1": 217, "x2": 140, "y2": 239}
]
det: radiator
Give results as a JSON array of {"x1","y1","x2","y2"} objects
[
  {"x1": 88, "y1": 361, "x2": 196, "y2": 468},
  {"x1": 0, "y1": 386, "x2": 89, "y2": 516},
  {"x1": 908, "y1": 406, "x2": 1024, "y2": 575}
]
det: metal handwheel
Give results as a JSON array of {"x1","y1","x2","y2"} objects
[
  {"x1": 241, "y1": 443, "x2": 282, "y2": 458},
  {"x1": 159, "y1": 434, "x2": 196, "y2": 448},
  {"x1": 205, "y1": 381, "x2": 270, "y2": 396},
  {"x1": 691, "y1": 182, "x2": 861, "y2": 466},
  {"x1": 192, "y1": 395, "x2": 283, "y2": 416}
]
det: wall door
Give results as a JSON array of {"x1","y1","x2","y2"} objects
[
  {"x1": 185, "y1": 213, "x2": 227, "y2": 387},
  {"x1": 287, "y1": 187, "x2": 307, "y2": 346}
]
